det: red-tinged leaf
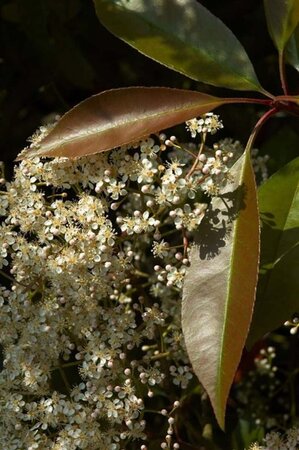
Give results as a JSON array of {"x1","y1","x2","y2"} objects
[
  {"x1": 94, "y1": 0, "x2": 263, "y2": 92},
  {"x1": 264, "y1": 0, "x2": 299, "y2": 52},
  {"x1": 17, "y1": 87, "x2": 225, "y2": 160},
  {"x1": 182, "y1": 149, "x2": 259, "y2": 429}
]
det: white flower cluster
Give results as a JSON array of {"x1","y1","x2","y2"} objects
[
  {"x1": 0, "y1": 118, "x2": 247, "y2": 449},
  {"x1": 235, "y1": 345, "x2": 287, "y2": 432},
  {"x1": 249, "y1": 427, "x2": 299, "y2": 450}
]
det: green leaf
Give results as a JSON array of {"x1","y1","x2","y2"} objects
[
  {"x1": 93, "y1": 0, "x2": 263, "y2": 92},
  {"x1": 17, "y1": 87, "x2": 226, "y2": 159},
  {"x1": 231, "y1": 419, "x2": 264, "y2": 450},
  {"x1": 285, "y1": 24, "x2": 299, "y2": 71},
  {"x1": 247, "y1": 157, "x2": 299, "y2": 347},
  {"x1": 264, "y1": 0, "x2": 299, "y2": 52},
  {"x1": 182, "y1": 150, "x2": 259, "y2": 429}
]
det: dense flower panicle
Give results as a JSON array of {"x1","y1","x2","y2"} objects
[
  {"x1": 234, "y1": 345, "x2": 292, "y2": 436},
  {"x1": 248, "y1": 427, "x2": 299, "y2": 450},
  {"x1": 251, "y1": 148, "x2": 269, "y2": 182},
  {"x1": 0, "y1": 117, "x2": 270, "y2": 449}
]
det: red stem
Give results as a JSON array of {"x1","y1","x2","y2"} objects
[
  {"x1": 279, "y1": 51, "x2": 289, "y2": 96},
  {"x1": 273, "y1": 95, "x2": 299, "y2": 117},
  {"x1": 245, "y1": 107, "x2": 278, "y2": 151},
  {"x1": 223, "y1": 97, "x2": 272, "y2": 106}
]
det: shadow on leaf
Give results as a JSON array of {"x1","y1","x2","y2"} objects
[{"x1": 194, "y1": 183, "x2": 247, "y2": 260}]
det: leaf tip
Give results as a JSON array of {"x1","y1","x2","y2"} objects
[{"x1": 211, "y1": 402, "x2": 226, "y2": 431}]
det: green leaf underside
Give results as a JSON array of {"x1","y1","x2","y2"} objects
[
  {"x1": 94, "y1": 0, "x2": 262, "y2": 92},
  {"x1": 264, "y1": 0, "x2": 299, "y2": 52},
  {"x1": 182, "y1": 150, "x2": 259, "y2": 429},
  {"x1": 17, "y1": 87, "x2": 224, "y2": 159},
  {"x1": 247, "y1": 157, "x2": 299, "y2": 347},
  {"x1": 286, "y1": 25, "x2": 299, "y2": 71}
]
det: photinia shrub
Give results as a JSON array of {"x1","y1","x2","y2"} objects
[{"x1": 1, "y1": 1, "x2": 299, "y2": 449}]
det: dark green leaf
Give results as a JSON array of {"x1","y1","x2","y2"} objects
[
  {"x1": 231, "y1": 419, "x2": 264, "y2": 450},
  {"x1": 93, "y1": 0, "x2": 263, "y2": 92},
  {"x1": 182, "y1": 150, "x2": 259, "y2": 429},
  {"x1": 264, "y1": 0, "x2": 299, "y2": 52},
  {"x1": 247, "y1": 157, "x2": 299, "y2": 347},
  {"x1": 285, "y1": 24, "x2": 299, "y2": 71},
  {"x1": 17, "y1": 87, "x2": 226, "y2": 159}
]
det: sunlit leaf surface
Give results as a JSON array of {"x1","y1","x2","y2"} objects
[
  {"x1": 182, "y1": 150, "x2": 259, "y2": 429},
  {"x1": 18, "y1": 87, "x2": 224, "y2": 159},
  {"x1": 264, "y1": 0, "x2": 299, "y2": 52},
  {"x1": 94, "y1": 0, "x2": 263, "y2": 91}
]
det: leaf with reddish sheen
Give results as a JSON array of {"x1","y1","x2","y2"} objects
[
  {"x1": 264, "y1": 0, "x2": 299, "y2": 52},
  {"x1": 17, "y1": 87, "x2": 225, "y2": 160},
  {"x1": 93, "y1": 0, "x2": 263, "y2": 92},
  {"x1": 182, "y1": 150, "x2": 259, "y2": 429},
  {"x1": 247, "y1": 157, "x2": 299, "y2": 347}
]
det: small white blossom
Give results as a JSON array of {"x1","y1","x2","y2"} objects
[
  {"x1": 169, "y1": 365, "x2": 193, "y2": 389},
  {"x1": 186, "y1": 113, "x2": 223, "y2": 138}
]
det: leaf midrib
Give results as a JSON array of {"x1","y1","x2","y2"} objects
[{"x1": 216, "y1": 153, "x2": 249, "y2": 419}]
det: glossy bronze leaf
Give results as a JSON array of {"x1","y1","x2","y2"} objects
[
  {"x1": 18, "y1": 87, "x2": 225, "y2": 159},
  {"x1": 182, "y1": 150, "x2": 259, "y2": 429}
]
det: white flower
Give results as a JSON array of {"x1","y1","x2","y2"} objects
[
  {"x1": 152, "y1": 240, "x2": 169, "y2": 258},
  {"x1": 166, "y1": 266, "x2": 186, "y2": 288},
  {"x1": 137, "y1": 158, "x2": 158, "y2": 184},
  {"x1": 106, "y1": 179, "x2": 127, "y2": 200},
  {"x1": 140, "y1": 138, "x2": 160, "y2": 160},
  {"x1": 169, "y1": 365, "x2": 193, "y2": 389},
  {"x1": 172, "y1": 203, "x2": 206, "y2": 231},
  {"x1": 186, "y1": 113, "x2": 223, "y2": 138}
]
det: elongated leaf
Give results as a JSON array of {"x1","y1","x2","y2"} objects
[
  {"x1": 285, "y1": 25, "x2": 299, "y2": 71},
  {"x1": 182, "y1": 150, "x2": 259, "y2": 429},
  {"x1": 264, "y1": 0, "x2": 299, "y2": 52},
  {"x1": 17, "y1": 87, "x2": 225, "y2": 159},
  {"x1": 247, "y1": 157, "x2": 299, "y2": 347},
  {"x1": 93, "y1": 0, "x2": 263, "y2": 92}
]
